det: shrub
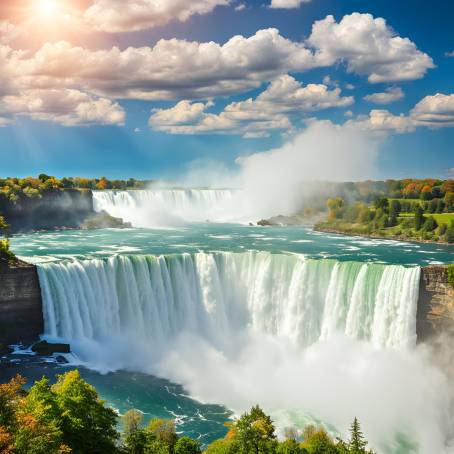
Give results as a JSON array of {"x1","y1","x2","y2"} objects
[{"x1": 448, "y1": 265, "x2": 454, "y2": 289}]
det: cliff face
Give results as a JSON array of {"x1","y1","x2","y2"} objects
[
  {"x1": 417, "y1": 266, "x2": 454, "y2": 341},
  {"x1": 0, "y1": 261, "x2": 43, "y2": 345},
  {"x1": 0, "y1": 189, "x2": 94, "y2": 232}
]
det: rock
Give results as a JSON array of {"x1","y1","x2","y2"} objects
[
  {"x1": 32, "y1": 340, "x2": 70, "y2": 355},
  {"x1": 0, "y1": 343, "x2": 13, "y2": 355},
  {"x1": 257, "y1": 219, "x2": 274, "y2": 226},
  {"x1": 417, "y1": 266, "x2": 454, "y2": 342},
  {"x1": 55, "y1": 355, "x2": 69, "y2": 364},
  {"x1": 81, "y1": 211, "x2": 132, "y2": 229}
]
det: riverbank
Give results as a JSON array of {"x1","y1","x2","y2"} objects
[{"x1": 314, "y1": 222, "x2": 453, "y2": 246}]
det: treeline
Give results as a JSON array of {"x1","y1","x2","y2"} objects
[
  {"x1": 326, "y1": 179, "x2": 454, "y2": 205},
  {"x1": 0, "y1": 214, "x2": 15, "y2": 266},
  {"x1": 0, "y1": 370, "x2": 375, "y2": 454},
  {"x1": 323, "y1": 196, "x2": 454, "y2": 243},
  {"x1": 0, "y1": 175, "x2": 151, "y2": 202}
]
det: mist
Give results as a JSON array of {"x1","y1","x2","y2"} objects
[{"x1": 178, "y1": 120, "x2": 380, "y2": 221}]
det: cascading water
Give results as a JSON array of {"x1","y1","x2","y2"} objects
[
  {"x1": 37, "y1": 251, "x2": 420, "y2": 351},
  {"x1": 92, "y1": 189, "x2": 240, "y2": 227},
  {"x1": 36, "y1": 252, "x2": 453, "y2": 453}
]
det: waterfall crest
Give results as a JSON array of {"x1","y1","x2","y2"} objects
[
  {"x1": 92, "y1": 189, "x2": 239, "y2": 227},
  {"x1": 37, "y1": 252, "x2": 420, "y2": 350}
]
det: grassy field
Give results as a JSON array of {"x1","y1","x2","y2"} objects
[{"x1": 398, "y1": 212, "x2": 454, "y2": 224}]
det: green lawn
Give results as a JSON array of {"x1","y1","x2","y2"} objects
[{"x1": 398, "y1": 212, "x2": 454, "y2": 225}]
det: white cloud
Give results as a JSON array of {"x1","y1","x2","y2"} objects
[
  {"x1": 9, "y1": 30, "x2": 316, "y2": 101},
  {"x1": 84, "y1": 0, "x2": 230, "y2": 33},
  {"x1": 364, "y1": 87, "x2": 404, "y2": 104},
  {"x1": 0, "y1": 89, "x2": 125, "y2": 126},
  {"x1": 149, "y1": 75, "x2": 353, "y2": 137},
  {"x1": 235, "y1": 3, "x2": 246, "y2": 11},
  {"x1": 445, "y1": 51, "x2": 454, "y2": 57},
  {"x1": 307, "y1": 13, "x2": 434, "y2": 83},
  {"x1": 344, "y1": 110, "x2": 415, "y2": 135},
  {"x1": 269, "y1": 0, "x2": 311, "y2": 9},
  {"x1": 411, "y1": 93, "x2": 454, "y2": 127}
]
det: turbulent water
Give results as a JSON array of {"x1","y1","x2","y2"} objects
[
  {"x1": 7, "y1": 226, "x2": 454, "y2": 453},
  {"x1": 38, "y1": 252, "x2": 419, "y2": 351},
  {"x1": 93, "y1": 189, "x2": 239, "y2": 226}
]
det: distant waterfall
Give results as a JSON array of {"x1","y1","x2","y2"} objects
[
  {"x1": 37, "y1": 252, "x2": 420, "y2": 351},
  {"x1": 92, "y1": 189, "x2": 239, "y2": 227}
]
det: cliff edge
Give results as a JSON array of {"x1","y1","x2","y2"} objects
[
  {"x1": 417, "y1": 265, "x2": 454, "y2": 341},
  {"x1": 0, "y1": 261, "x2": 42, "y2": 345}
]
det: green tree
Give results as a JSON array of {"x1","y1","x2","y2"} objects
[
  {"x1": 205, "y1": 439, "x2": 236, "y2": 454},
  {"x1": 146, "y1": 419, "x2": 177, "y2": 453},
  {"x1": 389, "y1": 200, "x2": 401, "y2": 217},
  {"x1": 414, "y1": 205, "x2": 425, "y2": 230},
  {"x1": 348, "y1": 418, "x2": 367, "y2": 453},
  {"x1": 374, "y1": 197, "x2": 389, "y2": 211},
  {"x1": 52, "y1": 370, "x2": 119, "y2": 454},
  {"x1": 174, "y1": 436, "x2": 202, "y2": 454},
  {"x1": 234, "y1": 405, "x2": 277, "y2": 454},
  {"x1": 422, "y1": 216, "x2": 437, "y2": 232},
  {"x1": 276, "y1": 439, "x2": 307, "y2": 453}
]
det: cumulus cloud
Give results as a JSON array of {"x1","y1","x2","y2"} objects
[
  {"x1": 84, "y1": 0, "x2": 230, "y2": 33},
  {"x1": 364, "y1": 87, "x2": 405, "y2": 104},
  {"x1": 411, "y1": 93, "x2": 454, "y2": 127},
  {"x1": 270, "y1": 0, "x2": 311, "y2": 9},
  {"x1": 149, "y1": 75, "x2": 353, "y2": 137},
  {"x1": 445, "y1": 51, "x2": 454, "y2": 57},
  {"x1": 7, "y1": 30, "x2": 316, "y2": 101},
  {"x1": 345, "y1": 109, "x2": 415, "y2": 135},
  {"x1": 0, "y1": 20, "x2": 15, "y2": 43},
  {"x1": 0, "y1": 89, "x2": 125, "y2": 126},
  {"x1": 307, "y1": 13, "x2": 434, "y2": 83}
]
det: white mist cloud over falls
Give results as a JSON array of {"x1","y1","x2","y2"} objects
[
  {"x1": 93, "y1": 121, "x2": 380, "y2": 227},
  {"x1": 37, "y1": 252, "x2": 454, "y2": 453}
]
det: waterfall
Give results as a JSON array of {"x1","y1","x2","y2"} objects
[
  {"x1": 37, "y1": 252, "x2": 420, "y2": 351},
  {"x1": 92, "y1": 189, "x2": 239, "y2": 227}
]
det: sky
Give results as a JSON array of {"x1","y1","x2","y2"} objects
[{"x1": 0, "y1": 0, "x2": 453, "y2": 180}]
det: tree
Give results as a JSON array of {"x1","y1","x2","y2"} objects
[
  {"x1": 389, "y1": 200, "x2": 401, "y2": 217},
  {"x1": 374, "y1": 197, "x2": 389, "y2": 211},
  {"x1": 234, "y1": 405, "x2": 277, "y2": 454},
  {"x1": 146, "y1": 418, "x2": 177, "y2": 452},
  {"x1": 276, "y1": 439, "x2": 306, "y2": 453},
  {"x1": 445, "y1": 192, "x2": 454, "y2": 211},
  {"x1": 52, "y1": 370, "x2": 119, "y2": 454},
  {"x1": 300, "y1": 427, "x2": 337, "y2": 454},
  {"x1": 348, "y1": 418, "x2": 367, "y2": 453},
  {"x1": 422, "y1": 216, "x2": 437, "y2": 232},
  {"x1": 174, "y1": 436, "x2": 202, "y2": 454},
  {"x1": 123, "y1": 409, "x2": 143, "y2": 438},
  {"x1": 414, "y1": 205, "x2": 425, "y2": 230}
]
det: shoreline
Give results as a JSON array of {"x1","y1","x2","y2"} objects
[{"x1": 313, "y1": 225, "x2": 453, "y2": 247}]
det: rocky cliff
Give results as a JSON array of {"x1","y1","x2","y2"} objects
[
  {"x1": 0, "y1": 189, "x2": 94, "y2": 232},
  {"x1": 417, "y1": 265, "x2": 454, "y2": 341},
  {"x1": 0, "y1": 261, "x2": 42, "y2": 345}
]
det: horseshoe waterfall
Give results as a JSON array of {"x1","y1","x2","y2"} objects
[{"x1": 37, "y1": 252, "x2": 420, "y2": 353}]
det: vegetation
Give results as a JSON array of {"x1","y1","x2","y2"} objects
[
  {"x1": 0, "y1": 371, "x2": 376, "y2": 454},
  {"x1": 448, "y1": 265, "x2": 454, "y2": 289},
  {"x1": 0, "y1": 175, "x2": 150, "y2": 203},
  {"x1": 317, "y1": 188, "x2": 454, "y2": 243},
  {"x1": 0, "y1": 215, "x2": 16, "y2": 266}
]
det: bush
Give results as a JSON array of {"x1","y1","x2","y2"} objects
[
  {"x1": 0, "y1": 239, "x2": 16, "y2": 266},
  {"x1": 448, "y1": 265, "x2": 454, "y2": 289}
]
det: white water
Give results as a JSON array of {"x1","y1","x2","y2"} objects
[
  {"x1": 36, "y1": 252, "x2": 454, "y2": 452},
  {"x1": 92, "y1": 189, "x2": 240, "y2": 227},
  {"x1": 37, "y1": 252, "x2": 420, "y2": 351}
]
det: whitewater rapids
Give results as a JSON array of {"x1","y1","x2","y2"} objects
[{"x1": 36, "y1": 252, "x2": 454, "y2": 453}]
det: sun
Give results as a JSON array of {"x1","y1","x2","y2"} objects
[{"x1": 35, "y1": 0, "x2": 60, "y2": 17}]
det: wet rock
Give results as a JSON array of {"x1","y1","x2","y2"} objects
[{"x1": 32, "y1": 340, "x2": 70, "y2": 355}]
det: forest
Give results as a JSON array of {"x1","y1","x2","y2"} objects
[{"x1": 0, "y1": 370, "x2": 374, "y2": 454}]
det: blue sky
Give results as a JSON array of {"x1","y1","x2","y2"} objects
[{"x1": 0, "y1": 0, "x2": 453, "y2": 180}]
